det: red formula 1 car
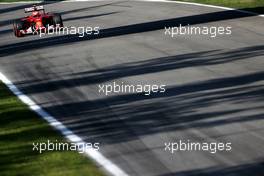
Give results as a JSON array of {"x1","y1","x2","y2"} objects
[{"x1": 13, "y1": 5, "x2": 63, "y2": 37}]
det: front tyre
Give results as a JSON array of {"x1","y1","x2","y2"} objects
[
  {"x1": 52, "y1": 14, "x2": 63, "y2": 27},
  {"x1": 13, "y1": 20, "x2": 24, "y2": 37}
]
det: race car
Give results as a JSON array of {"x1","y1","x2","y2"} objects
[{"x1": 13, "y1": 5, "x2": 63, "y2": 37}]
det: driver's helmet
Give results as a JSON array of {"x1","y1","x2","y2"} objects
[{"x1": 32, "y1": 11, "x2": 40, "y2": 16}]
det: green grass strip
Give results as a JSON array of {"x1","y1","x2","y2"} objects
[
  {"x1": 174, "y1": 0, "x2": 264, "y2": 13},
  {"x1": 0, "y1": 82, "x2": 105, "y2": 176}
]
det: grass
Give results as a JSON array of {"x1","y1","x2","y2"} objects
[
  {"x1": 174, "y1": 0, "x2": 264, "y2": 13},
  {"x1": 0, "y1": 0, "x2": 263, "y2": 13},
  {"x1": 0, "y1": 82, "x2": 105, "y2": 176}
]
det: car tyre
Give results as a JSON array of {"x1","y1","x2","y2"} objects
[
  {"x1": 52, "y1": 14, "x2": 63, "y2": 27},
  {"x1": 13, "y1": 20, "x2": 24, "y2": 37}
]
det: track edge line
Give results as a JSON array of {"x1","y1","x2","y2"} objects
[
  {"x1": 0, "y1": 0, "x2": 262, "y2": 17},
  {"x1": 0, "y1": 71, "x2": 129, "y2": 176}
]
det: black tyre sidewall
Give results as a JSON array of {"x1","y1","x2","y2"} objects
[
  {"x1": 53, "y1": 14, "x2": 63, "y2": 27},
  {"x1": 13, "y1": 20, "x2": 24, "y2": 37}
]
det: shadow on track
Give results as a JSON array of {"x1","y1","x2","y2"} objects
[
  {"x1": 159, "y1": 160, "x2": 264, "y2": 176},
  {"x1": 0, "y1": 29, "x2": 12, "y2": 35},
  {"x1": 0, "y1": 11, "x2": 120, "y2": 36},
  {"x1": 0, "y1": 1, "x2": 60, "y2": 26},
  {"x1": 37, "y1": 71, "x2": 264, "y2": 144},
  {"x1": 0, "y1": 7, "x2": 259, "y2": 56},
  {"x1": 16, "y1": 45, "x2": 264, "y2": 94},
  {"x1": 0, "y1": 1, "x2": 125, "y2": 27},
  {"x1": 60, "y1": 0, "x2": 127, "y2": 15},
  {"x1": 63, "y1": 11, "x2": 121, "y2": 22},
  {"x1": 0, "y1": 2, "x2": 58, "y2": 15}
]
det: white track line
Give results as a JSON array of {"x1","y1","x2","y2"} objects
[
  {"x1": 0, "y1": 72, "x2": 129, "y2": 176},
  {"x1": 0, "y1": 0, "x2": 263, "y2": 17},
  {"x1": 0, "y1": 0, "x2": 262, "y2": 175},
  {"x1": 139, "y1": 0, "x2": 264, "y2": 17}
]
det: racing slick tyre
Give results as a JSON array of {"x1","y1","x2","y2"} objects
[
  {"x1": 13, "y1": 20, "x2": 24, "y2": 37},
  {"x1": 52, "y1": 14, "x2": 63, "y2": 27}
]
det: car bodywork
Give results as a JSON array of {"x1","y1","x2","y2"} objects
[{"x1": 13, "y1": 5, "x2": 63, "y2": 37}]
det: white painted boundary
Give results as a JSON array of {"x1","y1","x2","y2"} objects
[
  {"x1": 0, "y1": 0, "x2": 262, "y2": 175},
  {"x1": 0, "y1": 0, "x2": 263, "y2": 17},
  {"x1": 140, "y1": 0, "x2": 264, "y2": 17},
  {"x1": 0, "y1": 72, "x2": 129, "y2": 176}
]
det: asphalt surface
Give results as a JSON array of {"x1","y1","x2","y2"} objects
[{"x1": 0, "y1": 1, "x2": 264, "y2": 176}]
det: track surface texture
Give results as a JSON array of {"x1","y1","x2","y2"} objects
[{"x1": 0, "y1": 1, "x2": 264, "y2": 176}]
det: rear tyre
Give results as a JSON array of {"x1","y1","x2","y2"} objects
[
  {"x1": 52, "y1": 14, "x2": 63, "y2": 27},
  {"x1": 13, "y1": 20, "x2": 24, "y2": 37}
]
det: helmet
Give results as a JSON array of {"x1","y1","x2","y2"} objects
[{"x1": 32, "y1": 11, "x2": 39, "y2": 16}]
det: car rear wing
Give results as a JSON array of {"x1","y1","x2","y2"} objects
[{"x1": 24, "y1": 5, "x2": 44, "y2": 13}]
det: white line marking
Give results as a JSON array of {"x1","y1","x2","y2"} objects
[
  {"x1": 0, "y1": 0, "x2": 262, "y2": 175},
  {"x1": 0, "y1": 72, "x2": 129, "y2": 176},
  {"x1": 138, "y1": 0, "x2": 263, "y2": 17},
  {"x1": 0, "y1": 0, "x2": 262, "y2": 17}
]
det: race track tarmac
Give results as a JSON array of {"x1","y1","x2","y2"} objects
[{"x1": 0, "y1": 1, "x2": 264, "y2": 175}]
